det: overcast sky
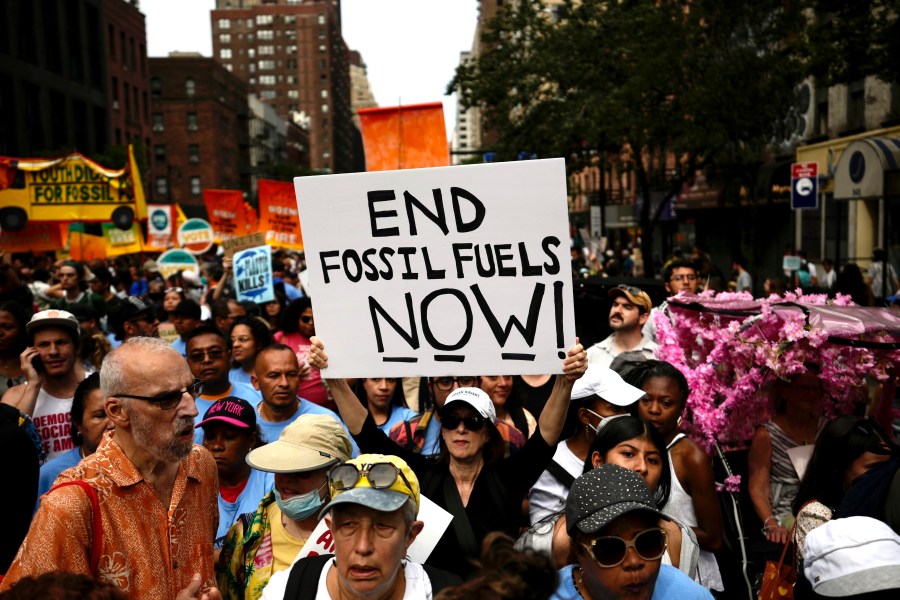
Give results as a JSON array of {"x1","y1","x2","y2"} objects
[{"x1": 141, "y1": 0, "x2": 480, "y2": 139}]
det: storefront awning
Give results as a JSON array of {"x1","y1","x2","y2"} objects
[{"x1": 834, "y1": 136, "x2": 900, "y2": 200}]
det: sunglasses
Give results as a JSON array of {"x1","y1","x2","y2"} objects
[
  {"x1": 187, "y1": 349, "x2": 226, "y2": 364},
  {"x1": 113, "y1": 379, "x2": 204, "y2": 410},
  {"x1": 329, "y1": 462, "x2": 414, "y2": 495},
  {"x1": 432, "y1": 376, "x2": 477, "y2": 391},
  {"x1": 299, "y1": 315, "x2": 314, "y2": 324},
  {"x1": 615, "y1": 284, "x2": 644, "y2": 296},
  {"x1": 581, "y1": 528, "x2": 667, "y2": 568},
  {"x1": 440, "y1": 414, "x2": 487, "y2": 431},
  {"x1": 165, "y1": 287, "x2": 184, "y2": 294},
  {"x1": 670, "y1": 274, "x2": 697, "y2": 282}
]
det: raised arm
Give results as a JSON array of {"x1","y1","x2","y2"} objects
[
  {"x1": 1, "y1": 347, "x2": 43, "y2": 415},
  {"x1": 308, "y1": 337, "x2": 368, "y2": 435},
  {"x1": 538, "y1": 339, "x2": 586, "y2": 446}
]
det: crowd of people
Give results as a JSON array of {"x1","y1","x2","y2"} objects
[{"x1": 0, "y1": 245, "x2": 899, "y2": 600}]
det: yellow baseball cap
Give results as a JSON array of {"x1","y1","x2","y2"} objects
[{"x1": 322, "y1": 453, "x2": 420, "y2": 515}]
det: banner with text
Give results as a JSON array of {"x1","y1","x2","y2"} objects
[
  {"x1": 146, "y1": 204, "x2": 173, "y2": 250},
  {"x1": 102, "y1": 222, "x2": 143, "y2": 256},
  {"x1": 203, "y1": 189, "x2": 249, "y2": 242},
  {"x1": 258, "y1": 179, "x2": 303, "y2": 250},
  {"x1": 0, "y1": 221, "x2": 66, "y2": 253},
  {"x1": 294, "y1": 159, "x2": 575, "y2": 378},
  {"x1": 234, "y1": 244, "x2": 275, "y2": 303}
]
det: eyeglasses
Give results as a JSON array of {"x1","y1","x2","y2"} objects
[
  {"x1": 299, "y1": 315, "x2": 314, "y2": 324},
  {"x1": 615, "y1": 284, "x2": 644, "y2": 296},
  {"x1": 670, "y1": 274, "x2": 697, "y2": 282},
  {"x1": 113, "y1": 379, "x2": 204, "y2": 410},
  {"x1": 581, "y1": 528, "x2": 667, "y2": 568},
  {"x1": 329, "y1": 462, "x2": 415, "y2": 495},
  {"x1": 165, "y1": 287, "x2": 184, "y2": 294},
  {"x1": 432, "y1": 376, "x2": 478, "y2": 391},
  {"x1": 187, "y1": 349, "x2": 226, "y2": 364},
  {"x1": 440, "y1": 414, "x2": 487, "y2": 431}
]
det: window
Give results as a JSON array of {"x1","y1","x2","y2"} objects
[
  {"x1": 246, "y1": 19, "x2": 254, "y2": 28},
  {"x1": 189, "y1": 144, "x2": 200, "y2": 163},
  {"x1": 286, "y1": 75, "x2": 297, "y2": 84},
  {"x1": 256, "y1": 14, "x2": 273, "y2": 25},
  {"x1": 151, "y1": 77, "x2": 161, "y2": 99},
  {"x1": 319, "y1": 44, "x2": 326, "y2": 53},
  {"x1": 217, "y1": 18, "x2": 230, "y2": 29},
  {"x1": 321, "y1": 89, "x2": 328, "y2": 98},
  {"x1": 248, "y1": 48, "x2": 255, "y2": 59},
  {"x1": 846, "y1": 80, "x2": 865, "y2": 131},
  {"x1": 108, "y1": 25, "x2": 115, "y2": 59},
  {"x1": 152, "y1": 112, "x2": 163, "y2": 131},
  {"x1": 321, "y1": 104, "x2": 329, "y2": 113},
  {"x1": 319, "y1": 29, "x2": 325, "y2": 40},
  {"x1": 224, "y1": 63, "x2": 232, "y2": 72},
  {"x1": 154, "y1": 144, "x2": 165, "y2": 163},
  {"x1": 260, "y1": 90, "x2": 276, "y2": 100},
  {"x1": 259, "y1": 75, "x2": 276, "y2": 85},
  {"x1": 190, "y1": 177, "x2": 201, "y2": 195},
  {"x1": 317, "y1": 14, "x2": 326, "y2": 25},
  {"x1": 156, "y1": 177, "x2": 168, "y2": 197},
  {"x1": 249, "y1": 77, "x2": 256, "y2": 86},
  {"x1": 220, "y1": 48, "x2": 232, "y2": 59},
  {"x1": 185, "y1": 78, "x2": 195, "y2": 98},
  {"x1": 249, "y1": 64, "x2": 256, "y2": 73},
  {"x1": 258, "y1": 30, "x2": 273, "y2": 40},
  {"x1": 285, "y1": 30, "x2": 296, "y2": 40},
  {"x1": 259, "y1": 45, "x2": 274, "y2": 55},
  {"x1": 247, "y1": 33, "x2": 254, "y2": 42},
  {"x1": 286, "y1": 58, "x2": 297, "y2": 69},
  {"x1": 259, "y1": 60, "x2": 275, "y2": 70},
  {"x1": 284, "y1": 15, "x2": 296, "y2": 24},
  {"x1": 219, "y1": 33, "x2": 231, "y2": 43},
  {"x1": 187, "y1": 112, "x2": 198, "y2": 131},
  {"x1": 287, "y1": 90, "x2": 299, "y2": 99},
  {"x1": 111, "y1": 76, "x2": 119, "y2": 108}
]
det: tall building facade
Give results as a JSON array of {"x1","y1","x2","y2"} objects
[
  {"x1": 348, "y1": 50, "x2": 377, "y2": 128},
  {"x1": 210, "y1": 0, "x2": 358, "y2": 173},
  {"x1": 0, "y1": 0, "x2": 150, "y2": 158},
  {"x1": 148, "y1": 54, "x2": 250, "y2": 207}
]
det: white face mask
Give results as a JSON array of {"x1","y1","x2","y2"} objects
[{"x1": 585, "y1": 409, "x2": 627, "y2": 436}]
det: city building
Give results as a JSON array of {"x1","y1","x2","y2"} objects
[
  {"x1": 450, "y1": 51, "x2": 481, "y2": 165},
  {"x1": 210, "y1": 0, "x2": 360, "y2": 173},
  {"x1": 148, "y1": 54, "x2": 250, "y2": 208},
  {"x1": 248, "y1": 93, "x2": 311, "y2": 197},
  {"x1": 348, "y1": 50, "x2": 377, "y2": 128},
  {"x1": 0, "y1": 0, "x2": 150, "y2": 158}
]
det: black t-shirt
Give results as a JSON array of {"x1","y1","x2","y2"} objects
[
  {"x1": 513, "y1": 375, "x2": 556, "y2": 418},
  {"x1": 353, "y1": 415, "x2": 555, "y2": 577}
]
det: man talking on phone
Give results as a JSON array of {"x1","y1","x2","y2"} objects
[{"x1": 0, "y1": 310, "x2": 85, "y2": 461}]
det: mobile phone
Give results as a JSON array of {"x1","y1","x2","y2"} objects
[{"x1": 32, "y1": 355, "x2": 44, "y2": 373}]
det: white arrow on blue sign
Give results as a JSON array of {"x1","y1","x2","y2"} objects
[{"x1": 791, "y1": 161, "x2": 818, "y2": 210}]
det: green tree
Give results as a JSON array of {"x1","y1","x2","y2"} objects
[{"x1": 450, "y1": 0, "x2": 807, "y2": 275}]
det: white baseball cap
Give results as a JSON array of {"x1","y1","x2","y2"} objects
[
  {"x1": 571, "y1": 365, "x2": 645, "y2": 406},
  {"x1": 804, "y1": 516, "x2": 900, "y2": 596},
  {"x1": 442, "y1": 387, "x2": 496, "y2": 424}
]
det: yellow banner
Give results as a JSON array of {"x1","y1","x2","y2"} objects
[{"x1": 102, "y1": 223, "x2": 143, "y2": 256}]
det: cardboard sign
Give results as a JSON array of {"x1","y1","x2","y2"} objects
[
  {"x1": 222, "y1": 232, "x2": 266, "y2": 257},
  {"x1": 157, "y1": 322, "x2": 179, "y2": 345},
  {"x1": 177, "y1": 218, "x2": 215, "y2": 255},
  {"x1": 294, "y1": 159, "x2": 576, "y2": 378},
  {"x1": 204, "y1": 189, "x2": 248, "y2": 242},
  {"x1": 234, "y1": 245, "x2": 274, "y2": 303},
  {"x1": 259, "y1": 179, "x2": 304, "y2": 250},
  {"x1": 146, "y1": 204, "x2": 173, "y2": 250},
  {"x1": 295, "y1": 495, "x2": 451, "y2": 563},
  {"x1": 102, "y1": 223, "x2": 143, "y2": 256},
  {"x1": 157, "y1": 248, "x2": 200, "y2": 279}
]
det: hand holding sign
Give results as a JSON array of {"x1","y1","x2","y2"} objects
[{"x1": 562, "y1": 338, "x2": 587, "y2": 382}]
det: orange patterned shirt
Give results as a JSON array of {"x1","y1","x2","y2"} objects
[{"x1": 1, "y1": 432, "x2": 219, "y2": 599}]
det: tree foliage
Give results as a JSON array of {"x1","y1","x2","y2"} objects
[{"x1": 449, "y1": 0, "x2": 808, "y2": 274}]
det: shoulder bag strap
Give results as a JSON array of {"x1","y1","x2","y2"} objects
[
  {"x1": 441, "y1": 475, "x2": 479, "y2": 558},
  {"x1": 49, "y1": 481, "x2": 101, "y2": 575},
  {"x1": 545, "y1": 459, "x2": 576, "y2": 489},
  {"x1": 283, "y1": 554, "x2": 333, "y2": 599}
]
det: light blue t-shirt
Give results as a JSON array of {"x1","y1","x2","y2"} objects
[
  {"x1": 257, "y1": 399, "x2": 360, "y2": 456},
  {"x1": 37, "y1": 447, "x2": 82, "y2": 501},
  {"x1": 228, "y1": 367, "x2": 254, "y2": 388},
  {"x1": 377, "y1": 406, "x2": 419, "y2": 435},
  {"x1": 215, "y1": 468, "x2": 275, "y2": 548},
  {"x1": 421, "y1": 415, "x2": 442, "y2": 457},
  {"x1": 172, "y1": 337, "x2": 187, "y2": 357},
  {"x1": 193, "y1": 382, "x2": 264, "y2": 444},
  {"x1": 550, "y1": 564, "x2": 713, "y2": 600}
]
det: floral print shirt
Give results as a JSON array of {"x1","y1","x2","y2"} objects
[{"x1": 1, "y1": 431, "x2": 219, "y2": 599}]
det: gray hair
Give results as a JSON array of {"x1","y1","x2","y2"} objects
[
  {"x1": 401, "y1": 498, "x2": 418, "y2": 531},
  {"x1": 100, "y1": 336, "x2": 181, "y2": 397}
]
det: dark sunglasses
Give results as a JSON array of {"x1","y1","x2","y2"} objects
[
  {"x1": 440, "y1": 414, "x2": 487, "y2": 431},
  {"x1": 299, "y1": 315, "x2": 314, "y2": 324},
  {"x1": 113, "y1": 379, "x2": 204, "y2": 410},
  {"x1": 581, "y1": 528, "x2": 667, "y2": 568},
  {"x1": 187, "y1": 349, "x2": 226, "y2": 364},
  {"x1": 329, "y1": 462, "x2": 414, "y2": 494},
  {"x1": 615, "y1": 284, "x2": 644, "y2": 297},
  {"x1": 432, "y1": 376, "x2": 477, "y2": 391}
]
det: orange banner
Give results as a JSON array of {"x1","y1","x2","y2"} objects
[
  {"x1": 0, "y1": 221, "x2": 67, "y2": 253},
  {"x1": 67, "y1": 230, "x2": 107, "y2": 262},
  {"x1": 203, "y1": 189, "x2": 249, "y2": 242},
  {"x1": 357, "y1": 102, "x2": 450, "y2": 171},
  {"x1": 258, "y1": 179, "x2": 303, "y2": 250}
]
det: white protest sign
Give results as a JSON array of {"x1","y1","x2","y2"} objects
[
  {"x1": 294, "y1": 159, "x2": 575, "y2": 378},
  {"x1": 234, "y1": 244, "x2": 274, "y2": 304},
  {"x1": 294, "y1": 495, "x2": 451, "y2": 563}
]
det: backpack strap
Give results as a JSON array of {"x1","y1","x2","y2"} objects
[
  {"x1": 48, "y1": 481, "x2": 101, "y2": 575},
  {"x1": 545, "y1": 459, "x2": 576, "y2": 489},
  {"x1": 422, "y1": 563, "x2": 463, "y2": 593},
  {"x1": 282, "y1": 554, "x2": 333, "y2": 599}
]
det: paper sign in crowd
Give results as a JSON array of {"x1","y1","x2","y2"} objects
[{"x1": 294, "y1": 159, "x2": 575, "y2": 378}]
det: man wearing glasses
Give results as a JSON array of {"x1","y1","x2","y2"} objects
[
  {"x1": 587, "y1": 285, "x2": 657, "y2": 369},
  {"x1": 643, "y1": 259, "x2": 700, "y2": 343},
  {"x1": 185, "y1": 325, "x2": 262, "y2": 443},
  {"x1": 551, "y1": 464, "x2": 710, "y2": 599},
  {"x1": 1, "y1": 337, "x2": 222, "y2": 600},
  {"x1": 266, "y1": 453, "x2": 461, "y2": 599}
]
